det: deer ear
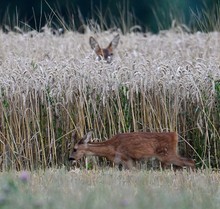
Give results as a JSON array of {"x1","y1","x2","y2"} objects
[
  {"x1": 108, "y1": 34, "x2": 120, "y2": 50},
  {"x1": 83, "y1": 130, "x2": 93, "y2": 143},
  {"x1": 71, "y1": 131, "x2": 77, "y2": 144},
  {"x1": 79, "y1": 130, "x2": 93, "y2": 144},
  {"x1": 89, "y1": 36, "x2": 101, "y2": 53}
]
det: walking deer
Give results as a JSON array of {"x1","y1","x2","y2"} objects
[
  {"x1": 69, "y1": 131, "x2": 195, "y2": 170},
  {"x1": 89, "y1": 34, "x2": 120, "y2": 63}
]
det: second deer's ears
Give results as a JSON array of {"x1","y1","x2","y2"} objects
[
  {"x1": 108, "y1": 34, "x2": 120, "y2": 50},
  {"x1": 89, "y1": 34, "x2": 120, "y2": 52}
]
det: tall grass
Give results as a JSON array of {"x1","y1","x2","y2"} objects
[
  {"x1": 191, "y1": 2, "x2": 220, "y2": 32},
  {"x1": 0, "y1": 29, "x2": 220, "y2": 170}
]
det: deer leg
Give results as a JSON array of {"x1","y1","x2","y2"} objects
[
  {"x1": 160, "y1": 161, "x2": 169, "y2": 170},
  {"x1": 113, "y1": 153, "x2": 133, "y2": 169},
  {"x1": 162, "y1": 155, "x2": 195, "y2": 170},
  {"x1": 122, "y1": 159, "x2": 134, "y2": 170},
  {"x1": 174, "y1": 156, "x2": 195, "y2": 170}
]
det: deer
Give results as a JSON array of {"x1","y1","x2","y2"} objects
[
  {"x1": 89, "y1": 34, "x2": 120, "y2": 63},
  {"x1": 69, "y1": 131, "x2": 195, "y2": 170}
]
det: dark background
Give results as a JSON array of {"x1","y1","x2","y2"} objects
[{"x1": 0, "y1": 0, "x2": 220, "y2": 33}]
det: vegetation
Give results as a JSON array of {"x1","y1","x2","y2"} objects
[
  {"x1": 0, "y1": 169, "x2": 220, "y2": 209},
  {"x1": 1, "y1": 0, "x2": 220, "y2": 33},
  {"x1": 0, "y1": 27, "x2": 220, "y2": 170},
  {"x1": 0, "y1": 2, "x2": 219, "y2": 209}
]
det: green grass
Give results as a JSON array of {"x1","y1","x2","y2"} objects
[{"x1": 0, "y1": 169, "x2": 219, "y2": 209}]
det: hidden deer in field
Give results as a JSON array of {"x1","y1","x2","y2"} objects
[
  {"x1": 69, "y1": 131, "x2": 195, "y2": 170},
  {"x1": 89, "y1": 34, "x2": 120, "y2": 63}
]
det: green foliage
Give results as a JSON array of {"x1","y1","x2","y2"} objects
[{"x1": 1, "y1": 0, "x2": 220, "y2": 33}]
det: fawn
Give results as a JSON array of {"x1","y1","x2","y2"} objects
[
  {"x1": 69, "y1": 131, "x2": 195, "y2": 170},
  {"x1": 89, "y1": 34, "x2": 120, "y2": 63}
]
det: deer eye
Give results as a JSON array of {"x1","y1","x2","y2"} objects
[{"x1": 73, "y1": 148, "x2": 77, "y2": 152}]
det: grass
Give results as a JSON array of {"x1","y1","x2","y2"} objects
[
  {"x1": 0, "y1": 168, "x2": 219, "y2": 209},
  {"x1": 0, "y1": 28, "x2": 220, "y2": 170}
]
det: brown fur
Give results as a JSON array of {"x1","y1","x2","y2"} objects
[{"x1": 69, "y1": 131, "x2": 195, "y2": 170}]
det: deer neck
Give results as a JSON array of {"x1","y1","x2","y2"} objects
[{"x1": 81, "y1": 142, "x2": 113, "y2": 157}]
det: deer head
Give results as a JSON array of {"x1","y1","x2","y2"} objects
[
  {"x1": 89, "y1": 34, "x2": 120, "y2": 63},
  {"x1": 69, "y1": 131, "x2": 93, "y2": 161}
]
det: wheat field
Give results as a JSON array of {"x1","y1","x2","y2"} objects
[{"x1": 0, "y1": 27, "x2": 220, "y2": 170}]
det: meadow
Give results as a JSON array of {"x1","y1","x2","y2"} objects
[
  {"x1": 0, "y1": 168, "x2": 220, "y2": 209},
  {"x1": 0, "y1": 26, "x2": 220, "y2": 171}
]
